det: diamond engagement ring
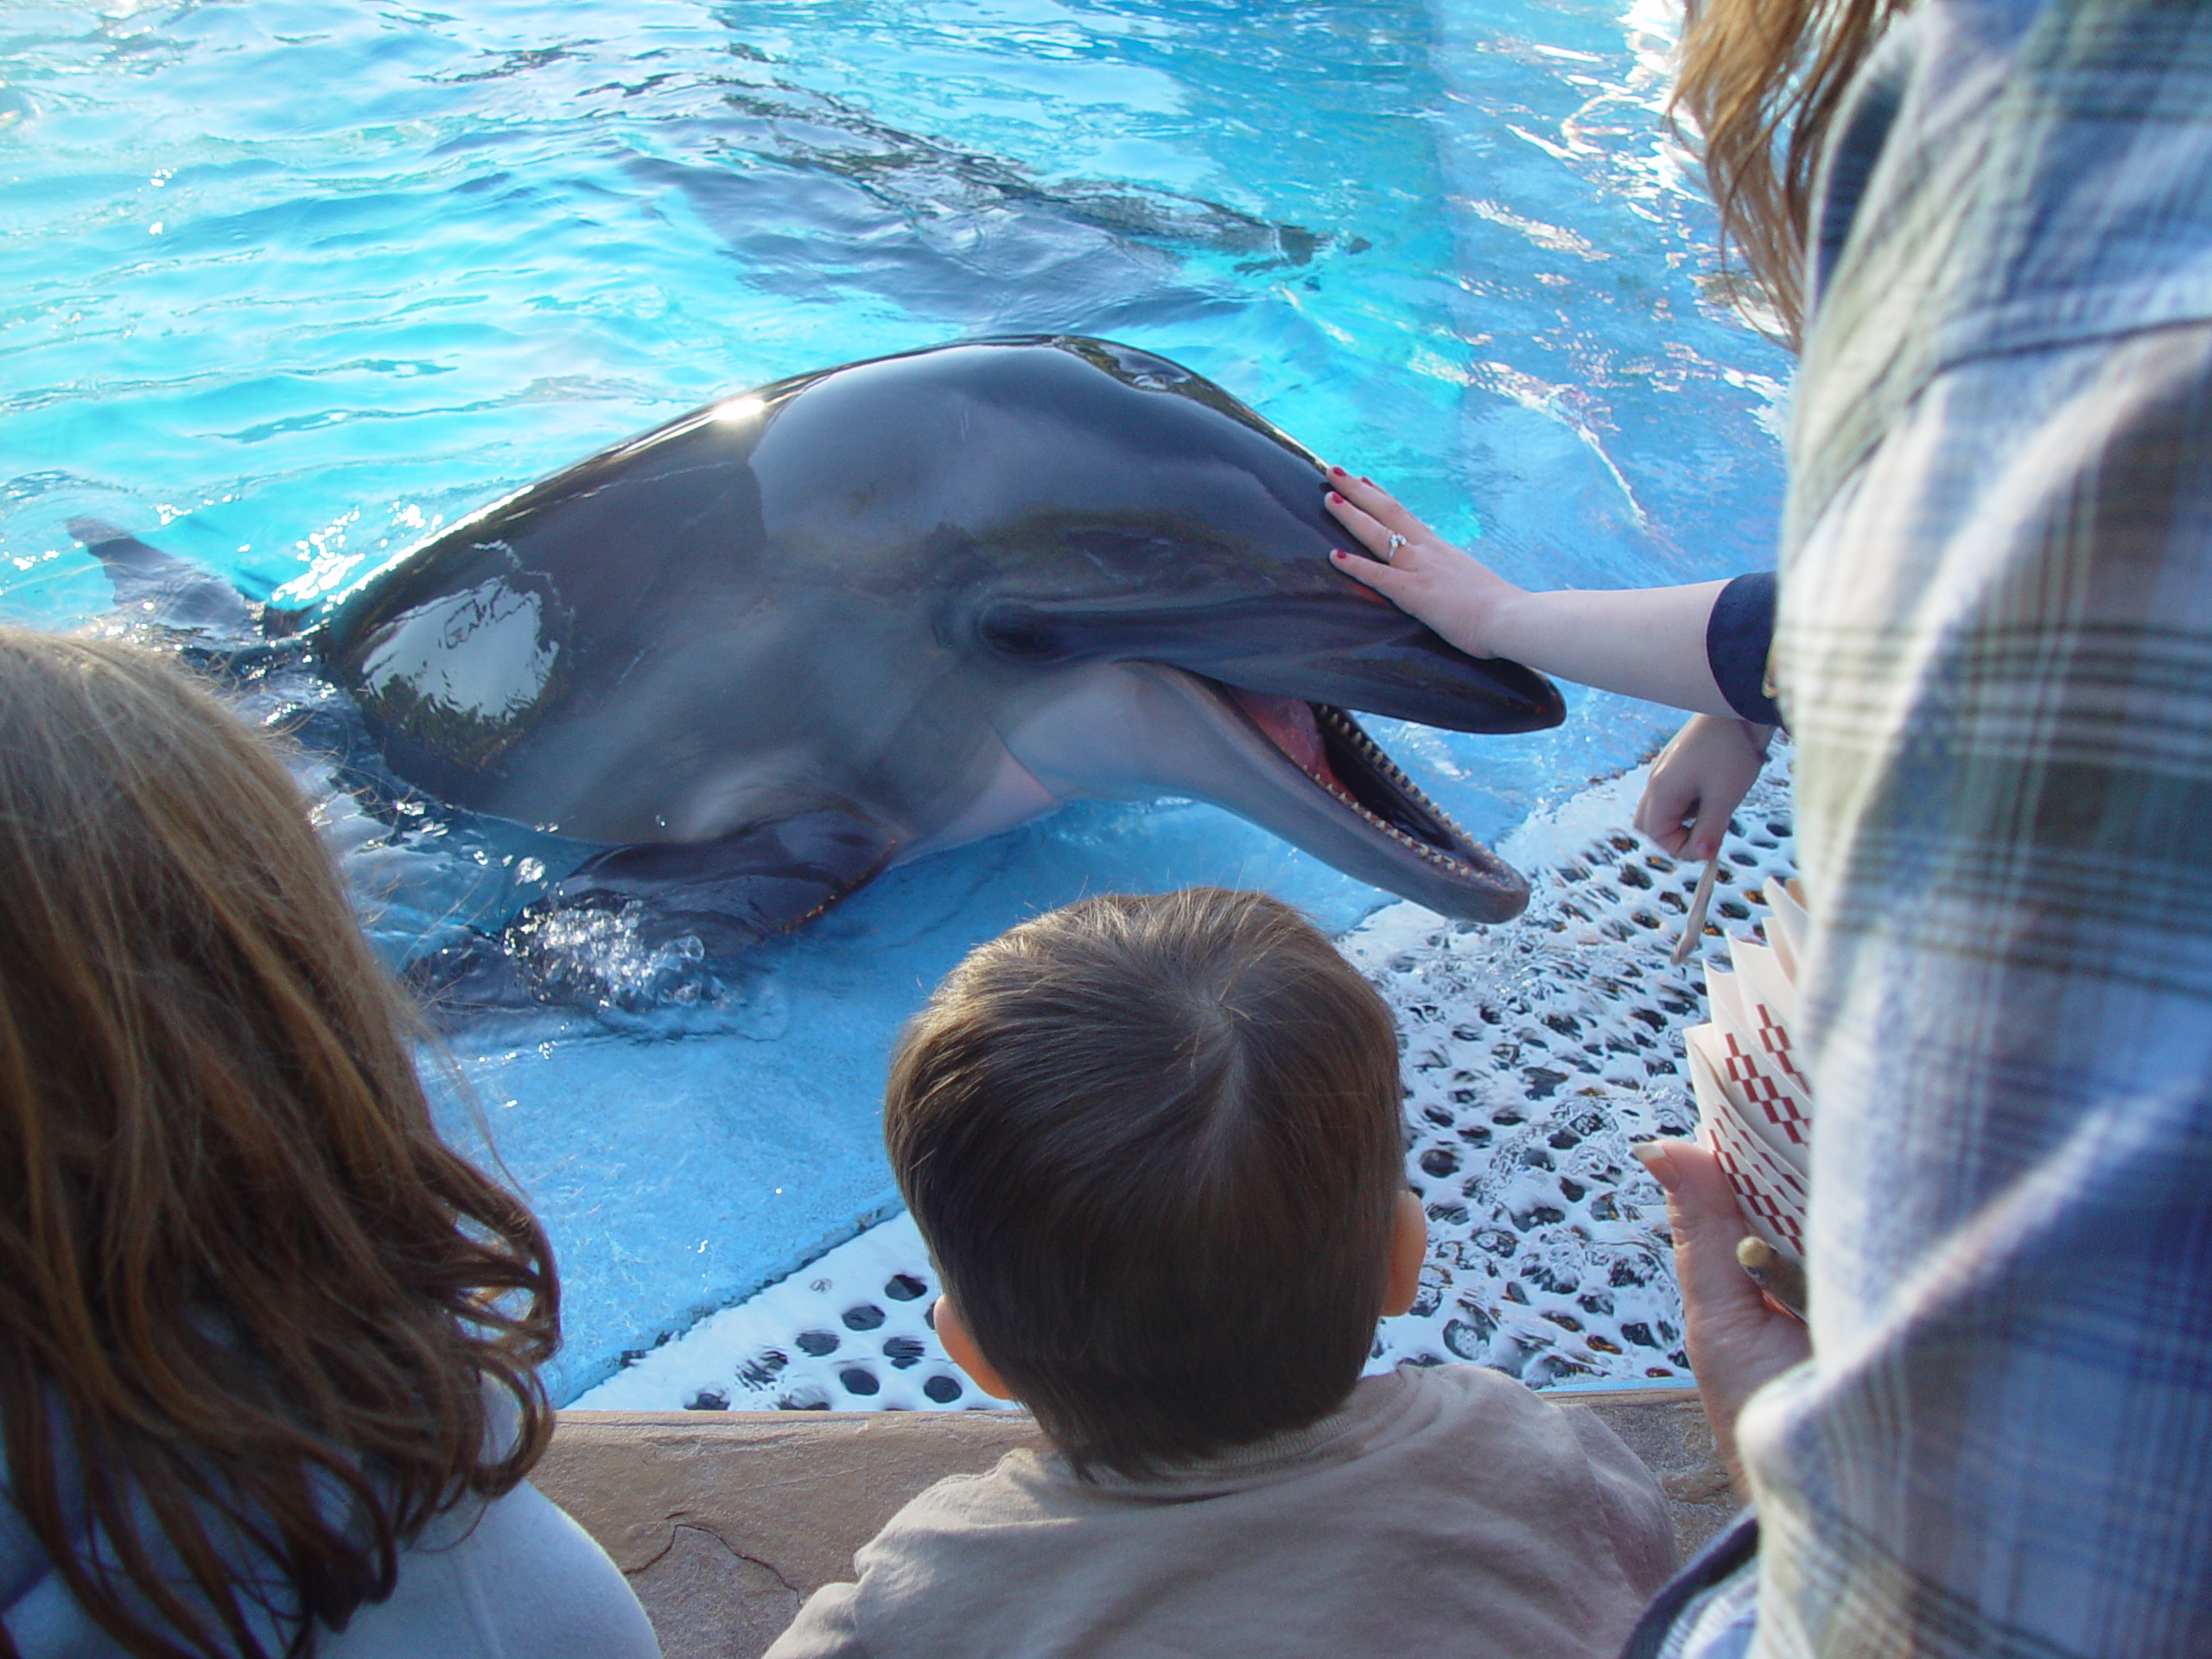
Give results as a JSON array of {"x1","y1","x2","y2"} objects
[{"x1": 1384, "y1": 531, "x2": 1407, "y2": 563}]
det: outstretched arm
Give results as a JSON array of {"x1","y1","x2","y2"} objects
[{"x1": 1321, "y1": 471, "x2": 1742, "y2": 717}]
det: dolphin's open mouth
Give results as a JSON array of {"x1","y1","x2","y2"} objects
[{"x1": 1222, "y1": 685, "x2": 1494, "y2": 883}]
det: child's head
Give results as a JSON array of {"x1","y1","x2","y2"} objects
[
  {"x1": 886, "y1": 887, "x2": 1421, "y2": 1475},
  {"x1": 0, "y1": 626, "x2": 556, "y2": 1655}
]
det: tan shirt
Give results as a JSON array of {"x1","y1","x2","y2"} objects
[{"x1": 765, "y1": 1363, "x2": 1675, "y2": 1659}]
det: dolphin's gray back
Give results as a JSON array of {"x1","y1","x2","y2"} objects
[{"x1": 318, "y1": 337, "x2": 1558, "y2": 852}]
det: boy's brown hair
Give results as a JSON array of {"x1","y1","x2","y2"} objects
[{"x1": 884, "y1": 887, "x2": 1404, "y2": 1476}]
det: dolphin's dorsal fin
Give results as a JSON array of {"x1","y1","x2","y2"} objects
[{"x1": 67, "y1": 518, "x2": 253, "y2": 638}]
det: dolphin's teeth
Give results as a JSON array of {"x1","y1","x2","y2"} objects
[{"x1": 1306, "y1": 700, "x2": 1489, "y2": 876}]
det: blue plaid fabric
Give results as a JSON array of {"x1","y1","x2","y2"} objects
[{"x1": 1653, "y1": 0, "x2": 2212, "y2": 1653}]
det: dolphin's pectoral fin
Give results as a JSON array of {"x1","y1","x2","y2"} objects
[
  {"x1": 397, "y1": 810, "x2": 899, "y2": 1024},
  {"x1": 400, "y1": 930, "x2": 536, "y2": 1016},
  {"x1": 550, "y1": 808, "x2": 901, "y2": 953}
]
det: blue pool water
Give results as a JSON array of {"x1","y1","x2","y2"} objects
[{"x1": 0, "y1": 0, "x2": 1788, "y2": 1399}]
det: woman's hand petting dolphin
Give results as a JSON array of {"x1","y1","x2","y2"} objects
[
  {"x1": 1320, "y1": 471, "x2": 1742, "y2": 715},
  {"x1": 1321, "y1": 470, "x2": 1774, "y2": 858}
]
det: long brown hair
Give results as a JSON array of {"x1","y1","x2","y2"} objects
[
  {"x1": 0, "y1": 627, "x2": 557, "y2": 1658},
  {"x1": 886, "y1": 888, "x2": 1403, "y2": 1477},
  {"x1": 1672, "y1": 0, "x2": 1910, "y2": 340}
]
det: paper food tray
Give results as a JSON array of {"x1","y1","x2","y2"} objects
[{"x1": 1681, "y1": 881, "x2": 1814, "y2": 1263}]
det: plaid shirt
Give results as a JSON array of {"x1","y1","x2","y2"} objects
[{"x1": 1644, "y1": 0, "x2": 2212, "y2": 1653}]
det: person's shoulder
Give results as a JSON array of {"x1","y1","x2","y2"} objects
[
  {"x1": 1376, "y1": 1363, "x2": 1663, "y2": 1497},
  {"x1": 1380, "y1": 1365, "x2": 1677, "y2": 1595},
  {"x1": 764, "y1": 1580, "x2": 868, "y2": 1659},
  {"x1": 327, "y1": 1478, "x2": 660, "y2": 1659},
  {"x1": 0, "y1": 1464, "x2": 56, "y2": 1619},
  {"x1": 864, "y1": 1446, "x2": 1064, "y2": 1543},
  {"x1": 1395, "y1": 1359, "x2": 1656, "y2": 1426},
  {"x1": 1387, "y1": 1358, "x2": 1555, "y2": 1419},
  {"x1": 1338, "y1": 1362, "x2": 1617, "y2": 1481},
  {"x1": 796, "y1": 1449, "x2": 1104, "y2": 1659}
]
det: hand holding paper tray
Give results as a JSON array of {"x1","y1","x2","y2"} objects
[{"x1": 1684, "y1": 878, "x2": 1813, "y2": 1271}]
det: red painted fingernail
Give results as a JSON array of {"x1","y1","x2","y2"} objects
[
  {"x1": 1360, "y1": 474, "x2": 1376, "y2": 485},
  {"x1": 1326, "y1": 490, "x2": 1344, "y2": 504},
  {"x1": 1330, "y1": 548, "x2": 1350, "y2": 560},
  {"x1": 1329, "y1": 465, "x2": 1348, "y2": 477}
]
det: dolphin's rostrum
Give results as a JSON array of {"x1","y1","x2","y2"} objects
[{"x1": 83, "y1": 336, "x2": 1564, "y2": 969}]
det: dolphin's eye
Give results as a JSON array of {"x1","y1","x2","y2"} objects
[{"x1": 977, "y1": 612, "x2": 1068, "y2": 662}]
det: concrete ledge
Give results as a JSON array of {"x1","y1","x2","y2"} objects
[{"x1": 540, "y1": 1389, "x2": 1730, "y2": 1659}]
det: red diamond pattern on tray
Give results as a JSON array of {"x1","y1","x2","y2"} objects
[
  {"x1": 1716, "y1": 1030, "x2": 1812, "y2": 1147},
  {"x1": 1708, "y1": 1139, "x2": 1806, "y2": 1256}
]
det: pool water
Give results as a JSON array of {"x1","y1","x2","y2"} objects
[{"x1": 0, "y1": 0, "x2": 1788, "y2": 1400}]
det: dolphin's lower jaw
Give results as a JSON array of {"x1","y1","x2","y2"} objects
[
  {"x1": 999, "y1": 664, "x2": 1529, "y2": 925},
  {"x1": 1224, "y1": 687, "x2": 1529, "y2": 922}
]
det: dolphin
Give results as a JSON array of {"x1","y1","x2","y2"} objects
[{"x1": 85, "y1": 336, "x2": 1564, "y2": 961}]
